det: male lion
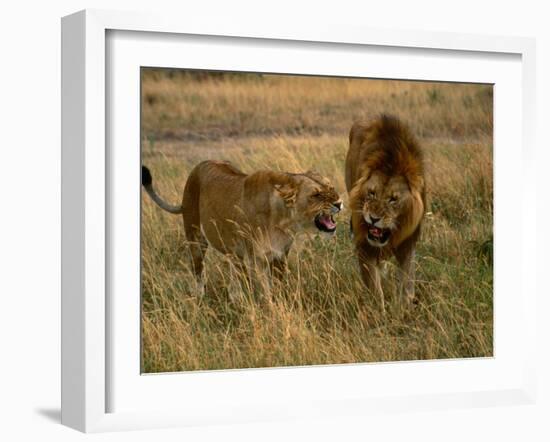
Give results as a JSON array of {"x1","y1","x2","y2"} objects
[
  {"x1": 345, "y1": 115, "x2": 426, "y2": 311},
  {"x1": 142, "y1": 160, "x2": 342, "y2": 294}
]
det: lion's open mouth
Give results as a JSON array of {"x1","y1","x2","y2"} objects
[
  {"x1": 366, "y1": 224, "x2": 391, "y2": 244},
  {"x1": 315, "y1": 213, "x2": 336, "y2": 233}
]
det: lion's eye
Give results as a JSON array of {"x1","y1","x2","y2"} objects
[
  {"x1": 389, "y1": 196, "x2": 398, "y2": 204},
  {"x1": 367, "y1": 190, "x2": 376, "y2": 198}
]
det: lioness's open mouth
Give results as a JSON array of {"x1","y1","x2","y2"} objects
[
  {"x1": 315, "y1": 213, "x2": 336, "y2": 233},
  {"x1": 366, "y1": 223, "x2": 391, "y2": 244}
]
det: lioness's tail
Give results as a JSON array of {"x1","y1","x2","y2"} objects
[{"x1": 141, "y1": 166, "x2": 183, "y2": 214}]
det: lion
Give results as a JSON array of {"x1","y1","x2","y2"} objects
[
  {"x1": 345, "y1": 115, "x2": 426, "y2": 311},
  {"x1": 142, "y1": 160, "x2": 343, "y2": 294}
]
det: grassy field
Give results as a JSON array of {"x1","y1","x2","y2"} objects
[{"x1": 140, "y1": 69, "x2": 493, "y2": 373}]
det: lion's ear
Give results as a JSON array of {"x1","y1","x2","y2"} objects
[
  {"x1": 274, "y1": 183, "x2": 298, "y2": 208},
  {"x1": 407, "y1": 175, "x2": 425, "y2": 192},
  {"x1": 349, "y1": 175, "x2": 367, "y2": 199},
  {"x1": 305, "y1": 170, "x2": 331, "y2": 187},
  {"x1": 304, "y1": 170, "x2": 320, "y2": 179}
]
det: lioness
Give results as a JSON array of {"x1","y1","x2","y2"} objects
[
  {"x1": 142, "y1": 160, "x2": 342, "y2": 292},
  {"x1": 345, "y1": 115, "x2": 426, "y2": 311}
]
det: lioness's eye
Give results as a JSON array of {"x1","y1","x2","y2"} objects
[
  {"x1": 367, "y1": 190, "x2": 375, "y2": 198},
  {"x1": 389, "y1": 196, "x2": 398, "y2": 203}
]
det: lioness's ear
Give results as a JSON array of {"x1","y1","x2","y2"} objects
[
  {"x1": 274, "y1": 183, "x2": 298, "y2": 208},
  {"x1": 305, "y1": 170, "x2": 331, "y2": 187}
]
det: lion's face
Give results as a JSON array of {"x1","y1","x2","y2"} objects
[
  {"x1": 354, "y1": 171, "x2": 412, "y2": 247},
  {"x1": 276, "y1": 171, "x2": 343, "y2": 235}
]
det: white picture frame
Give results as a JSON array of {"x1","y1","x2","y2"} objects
[{"x1": 61, "y1": 9, "x2": 537, "y2": 433}]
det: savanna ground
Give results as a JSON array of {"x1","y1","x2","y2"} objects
[{"x1": 141, "y1": 69, "x2": 493, "y2": 373}]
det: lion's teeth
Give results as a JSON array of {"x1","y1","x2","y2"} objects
[{"x1": 369, "y1": 227, "x2": 382, "y2": 237}]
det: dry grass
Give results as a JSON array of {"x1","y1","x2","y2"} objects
[{"x1": 141, "y1": 69, "x2": 493, "y2": 373}]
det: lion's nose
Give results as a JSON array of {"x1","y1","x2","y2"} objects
[{"x1": 369, "y1": 216, "x2": 381, "y2": 225}]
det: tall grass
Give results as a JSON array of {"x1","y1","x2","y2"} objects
[{"x1": 141, "y1": 69, "x2": 493, "y2": 373}]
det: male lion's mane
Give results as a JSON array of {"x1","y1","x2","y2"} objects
[{"x1": 347, "y1": 114, "x2": 426, "y2": 252}]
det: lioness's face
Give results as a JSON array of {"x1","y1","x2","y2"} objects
[
  {"x1": 357, "y1": 171, "x2": 410, "y2": 247},
  {"x1": 294, "y1": 172, "x2": 343, "y2": 235}
]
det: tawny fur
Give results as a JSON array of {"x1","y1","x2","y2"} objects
[
  {"x1": 142, "y1": 160, "x2": 342, "y2": 291},
  {"x1": 345, "y1": 115, "x2": 426, "y2": 310}
]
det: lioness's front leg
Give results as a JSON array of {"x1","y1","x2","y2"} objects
[
  {"x1": 269, "y1": 257, "x2": 287, "y2": 280},
  {"x1": 357, "y1": 250, "x2": 384, "y2": 312},
  {"x1": 228, "y1": 259, "x2": 251, "y2": 301},
  {"x1": 394, "y1": 242, "x2": 417, "y2": 306}
]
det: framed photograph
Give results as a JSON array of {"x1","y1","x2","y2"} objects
[{"x1": 61, "y1": 9, "x2": 537, "y2": 433}]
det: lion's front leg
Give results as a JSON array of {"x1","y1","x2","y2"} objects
[
  {"x1": 394, "y1": 243, "x2": 417, "y2": 307},
  {"x1": 239, "y1": 250, "x2": 273, "y2": 299},
  {"x1": 357, "y1": 250, "x2": 384, "y2": 312},
  {"x1": 269, "y1": 257, "x2": 287, "y2": 280}
]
